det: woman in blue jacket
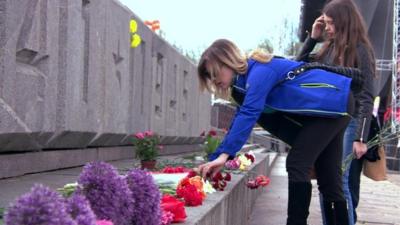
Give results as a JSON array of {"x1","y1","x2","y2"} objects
[{"x1": 197, "y1": 39, "x2": 359, "y2": 225}]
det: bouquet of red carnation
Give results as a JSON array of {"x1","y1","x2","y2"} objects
[
  {"x1": 210, "y1": 171, "x2": 231, "y2": 191},
  {"x1": 176, "y1": 176, "x2": 206, "y2": 206}
]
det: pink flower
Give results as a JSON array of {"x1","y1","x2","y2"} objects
[
  {"x1": 161, "y1": 210, "x2": 174, "y2": 225},
  {"x1": 225, "y1": 159, "x2": 240, "y2": 170},
  {"x1": 144, "y1": 130, "x2": 154, "y2": 137},
  {"x1": 158, "y1": 145, "x2": 164, "y2": 150},
  {"x1": 134, "y1": 132, "x2": 145, "y2": 139},
  {"x1": 96, "y1": 220, "x2": 114, "y2": 225}
]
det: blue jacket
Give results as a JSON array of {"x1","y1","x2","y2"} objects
[{"x1": 209, "y1": 57, "x2": 352, "y2": 161}]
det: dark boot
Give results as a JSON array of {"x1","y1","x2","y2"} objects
[
  {"x1": 323, "y1": 201, "x2": 349, "y2": 225},
  {"x1": 286, "y1": 182, "x2": 312, "y2": 225}
]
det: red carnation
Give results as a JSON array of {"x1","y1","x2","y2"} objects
[
  {"x1": 177, "y1": 184, "x2": 203, "y2": 206},
  {"x1": 208, "y1": 130, "x2": 217, "y2": 137},
  {"x1": 255, "y1": 175, "x2": 270, "y2": 187},
  {"x1": 161, "y1": 195, "x2": 187, "y2": 222},
  {"x1": 247, "y1": 180, "x2": 258, "y2": 189},
  {"x1": 212, "y1": 172, "x2": 223, "y2": 181},
  {"x1": 224, "y1": 173, "x2": 231, "y2": 181},
  {"x1": 175, "y1": 166, "x2": 185, "y2": 173},
  {"x1": 245, "y1": 153, "x2": 255, "y2": 163},
  {"x1": 187, "y1": 170, "x2": 198, "y2": 178},
  {"x1": 220, "y1": 181, "x2": 227, "y2": 188}
]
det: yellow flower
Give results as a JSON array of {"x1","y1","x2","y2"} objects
[
  {"x1": 239, "y1": 163, "x2": 247, "y2": 171},
  {"x1": 238, "y1": 155, "x2": 252, "y2": 167}
]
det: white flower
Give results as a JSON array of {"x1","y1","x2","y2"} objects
[
  {"x1": 63, "y1": 182, "x2": 78, "y2": 189},
  {"x1": 203, "y1": 179, "x2": 216, "y2": 194}
]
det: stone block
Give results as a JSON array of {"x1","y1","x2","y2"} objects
[
  {"x1": 44, "y1": 131, "x2": 96, "y2": 149},
  {"x1": 0, "y1": 0, "x2": 212, "y2": 153},
  {"x1": 0, "y1": 146, "x2": 135, "y2": 179},
  {"x1": 88, "y1": 133, "x2": 127, "y2": 147},
  {"x1": 0, "y1": 133, "x2": 41, "y2": 152}
]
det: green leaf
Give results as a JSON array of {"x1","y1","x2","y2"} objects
[
  {"x1": 182, "y1": 154, "x2": 197, "y2": 160},
  {"x1": 0, "y1": 207, "x2": 4, "y2": 219},
  {"x1": 57, "y1": 183, "x2": 78, "y2": 198}
]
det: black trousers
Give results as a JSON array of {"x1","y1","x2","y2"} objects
[{"x1": 257, "y1": 112, "x2": 350, "y2": 201}]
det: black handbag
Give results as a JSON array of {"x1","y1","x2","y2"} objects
[{"x1": 363, "y1": 116, "x2": 381, "y2": 162}]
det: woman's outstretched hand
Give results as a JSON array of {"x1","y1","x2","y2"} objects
[{"x1": 198, "y1": 153, "x2": 229, "y2": 178}]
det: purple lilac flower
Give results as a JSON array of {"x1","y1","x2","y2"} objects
[
  {"x1": 4, "y1": 184, "x2": 76, "y2": 225},
  {"x1": 78, "y1": 162, "x2": 134, "y2": 225},
  {"x1": 125, "y1": 168, "x2": 162, "y2": 225},
  {"x1": 66, "y1": 193, "x2": 96, "y2": 225}
]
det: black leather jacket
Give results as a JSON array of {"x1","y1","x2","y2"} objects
[{"x1": 296, "y1": 36, "x2": 375, "y2": 142}]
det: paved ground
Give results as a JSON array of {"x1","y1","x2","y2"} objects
[{"x1": 249, "y1": 155, "x2": 400, "y2": 225}]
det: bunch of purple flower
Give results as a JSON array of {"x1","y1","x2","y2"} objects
[
  {"x1": 78, "y1": 162, "x2": 134, "y2": 225},
  {"x1": 125, "y1": 168, "x2": 162, "y2": 225},
  {"x1": 4, "y1": 184, "x2": 76, "y2": 225},
  {"x1": 66, "y1": 193, "x2": 97, "y2": 225}
]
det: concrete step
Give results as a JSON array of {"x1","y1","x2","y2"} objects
[{"x1": 182, "y1": 151, "x2": 277, "y2": 225}]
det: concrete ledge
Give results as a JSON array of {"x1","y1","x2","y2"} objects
[
  {"x1": 0, "y1": 133, "x2": 42, "y2": 152},
  {"x1": 0, "y1": 144, "x2": 204, "y2": 179},
  {"x1": 183, "y1": 152, "x2": 271, "y2": 225},
  {"x1": 0, "y1": 147, "x2": 132, "y2": 179},
  {"x1": 44, "y1": 131, "x2": 97, "y2": 149}
]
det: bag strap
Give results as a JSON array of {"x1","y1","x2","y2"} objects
[
  {"x1": 275, "y1": 63, "x2": 310, "y2": 85},
  {"x1": 276, "y1": 62, "x2": 364, "y2": 92}
]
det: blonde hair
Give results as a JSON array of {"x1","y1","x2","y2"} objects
[{"x1": 197, "y1": 39, "x2": 272, "y2": 97}]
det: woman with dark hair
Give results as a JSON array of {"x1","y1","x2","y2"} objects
[
  {"x1": 297, "y1": 0, "x2": 376, "y2": 224},
  {"x1": 196, "y1": 38, "x2": 364, "y2": 225}
]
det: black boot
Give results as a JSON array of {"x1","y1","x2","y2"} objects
[
  {"x1": 323, "y1": 201, "x2": 349, "y2": 225},
  {"x1": 286, "y1": 182, "x2": 312, "y2": 225}
]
